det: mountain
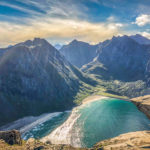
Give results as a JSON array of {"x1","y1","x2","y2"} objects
[
  {"x1": 0, "y1": 38, "x2": 95, "y2": 126},
  {"x1": 82, "y1": 35, "x2": 150, "y2": 81},
  {"x1": 130, "y1": 34, "x2": 150, "y2": 45},
  {"x1": 54, "y1": 44, "x2": 62, "y2": 50},
  {"x1": 81, "y1": 35, "x2": 150, "y2": 98},
  {"x1": 60, "y1": 40, "x2": 98, "y2": 68}
]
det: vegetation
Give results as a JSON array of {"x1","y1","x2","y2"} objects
[{"x1": 74, "y1": 77, "x2": 129, "y2": 105}]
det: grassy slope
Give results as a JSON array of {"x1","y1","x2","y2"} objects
[{"x1": 74, "y1": 76, "x2": 129, "y2": 105}]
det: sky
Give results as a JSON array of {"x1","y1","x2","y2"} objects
[{"x1": 0, "y1": 0, "x2": 150, "y2": 47}]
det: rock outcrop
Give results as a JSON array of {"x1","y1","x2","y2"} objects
[
  {"x1": 1, "y1": 130, "x2": 150, "y2": 150},
  {"x1": 131, "y1": 95, "x2": 150, "y2": 119},
  {"x1": 0, "y1": 130, "x2": 22, "y2": 145},
  {"x1": 93, "y1": 131, "x2": 150, "y2": 150},
  {"x1": 0, "y1": 132, "x2": 87, "y2": 150}
]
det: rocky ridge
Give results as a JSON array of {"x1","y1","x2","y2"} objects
[{"x1": 131, "y1": 95, "x2": 150, "y2": 119}]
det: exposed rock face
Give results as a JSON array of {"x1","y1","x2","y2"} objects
[
  {"x1": 131, "y1": 95, "x2": 150, "y2": 119},
  {"x1": 0, "y1": 130, "x2": 22, "y2": 145},
  {"x1": 83, "y1": 35, "x2": 150, "y2": 82},
  {"x1": 60, "y1": 40, "x2": 98, "y2": 68},
  {"x1": 26, "y1": 138, "x2": 87, "y2": 150},
  {"x1": 0, "y1": 134, "x2": 87, "y2": 150},
  {"x1": 81, "y1": 35, "x2": 150, "y2": 98},
  {"x1": 0, "y1": 38, "x2": 96, "y2": 126},
  {"x1": 94, "y1": 131, "x2": 150, "y2": 150}
]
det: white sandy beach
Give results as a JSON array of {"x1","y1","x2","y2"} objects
[
  {"x1": 82, "y1": 95, "x2": 108, "y2": 104},
  {"x1": 41, "y1": 95, "x2": 108, "y2": 147}
]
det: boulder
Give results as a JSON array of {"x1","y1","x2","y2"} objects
[{"x1": 0, "y1": 130, "x2": 22, "y2": 145}]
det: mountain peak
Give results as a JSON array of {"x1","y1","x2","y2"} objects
[
  {"x1": 111, "y1": 35, "x2": 131, "y2": 44},
  {"x1": 33, "y1": 38, "x2": 47, "y2": 44},
  {"x1": 70, "y1": 39, "x2": 78, "y2": 44},
  {"x1": 15, "y1": 38, "x2": 52, "y2": 49}
]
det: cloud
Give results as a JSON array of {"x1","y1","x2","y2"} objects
[
  {"x1": 134, "y1": 14, "x2": 150, "y2": 26},
  {"x1": 0, "y1": 1, "x2": 43, "y2": 16},
  {"x1": 141, "y1": 32, "x2": 150, "y2": 39},
  {"x1": 0, "y1": 0, "x2": 127, "y2": 46},
  {"x1": 0, "y1": 17, "x2": 124, "y2": 47}
]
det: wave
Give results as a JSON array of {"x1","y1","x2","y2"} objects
[
  {"x1": 41, "y1": 107, "x2": 82, "y2": 147},
  {"x1": 0, "y1": 112, "x2": 63, "y2": 134}
]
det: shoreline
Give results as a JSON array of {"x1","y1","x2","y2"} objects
[
  {"x1": 82, "y1": 95, "x2": 108, "y2": 104},
  {"x1": 41, "y1": 95, "x2": 108, "y2": 147},
  {"x1": 41, "y1": 95, "x2": 135, "y2": 147},
  {"x1": 81, "y1": 94, "x2": 129, "y2": 105}
]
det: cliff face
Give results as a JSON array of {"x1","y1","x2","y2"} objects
[
  {"x1": 83, "y1": 36, "x2": 150, "y2": 82},
  {"x1": 0, "y1": 130, "x2": 21, "y2": 145},
  {"x1": 131, "y1": 95, "x2": 150, "y2": 119},
  {"x1": 0, "y1": 38, "x2": 95, "y2": 126}
]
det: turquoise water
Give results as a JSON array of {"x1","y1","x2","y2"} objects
[
  {"x1": 21, "y1": 98, "x2": 150, "y2": 148},
  {"x1": 22, "y1": 111, "x2": 70, "y2": 140},
  {"x1": 77, "y1": 99, "x2": 150, "y2": 147}
]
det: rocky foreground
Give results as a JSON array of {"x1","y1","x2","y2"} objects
[
  {"x1": 94, "y1": 131, "x2": 150, "y2": 150},
  {"x1": 131, "y1": 95, "x2": 150, "y2": 119},
  {"x1": 1, "y1": 130, "x2": 150, "y2": 150}
]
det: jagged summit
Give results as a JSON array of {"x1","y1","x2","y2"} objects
[
  {"x1": 82, "y1": 34, "x2": 150, "y2": 82},
  {"x1": 69, "y1": 39, "x2": 91, "y2": 46},
  {"x1": 70, "y1": 39, "x2": 78, "y2": 44},
  {"x1": 14, "y1": 38, "x2": 53, "y2": 49}
]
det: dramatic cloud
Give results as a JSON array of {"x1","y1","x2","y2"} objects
[
  {"x1": 135, "y1": 14, "x2": 150, "y2": 26},
  {"x1": 0, "y1": 18, "x2": 124, "y2": 46},
  {"x1": 141, "y1": 32, "x2": 150, "y2": 39},
  {"x1": 0, "y1": 0, "x2": 150, "y2": 46}
]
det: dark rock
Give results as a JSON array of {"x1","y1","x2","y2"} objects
[
  {"x1": 131, "y1": 95, "x2": 150, "y2": 119},
  {"x1": 0, "y1": 130, "x2": 22, "y2": 145}
]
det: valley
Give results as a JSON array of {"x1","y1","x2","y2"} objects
[{"x1": 0, "y1": 34, "x2": 150, "y2": 149}]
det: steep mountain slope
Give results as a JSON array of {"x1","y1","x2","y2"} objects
[
  {"x1": 81, "y1": 35, "x2": 150, "y2": 98},
  {"x1": 82, "y1": 35, "x2": 150, "y2": 81},
  {"x1": 0, "y1": 38, "x2": 95, "y2": 126},
  {"x1": 60, "y1": 40, "x2": 98, "y2": 68}
]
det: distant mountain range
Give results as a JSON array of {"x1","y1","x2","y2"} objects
[
  {"x1": 54, "y1": 44, "x2": 62, "y2": 50},
  {"x1": 60, "y1": 34, "x2": 150, "y2": 97},
  {"x1": 60, "y1": 34, "x2": 150, "y2": 82},
  {"x1": 82, "y1": 35, "x2": 150, "y2": 82},
  {"x1": 60, "y1": 40, "x2": 98, "y2": 68}
]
